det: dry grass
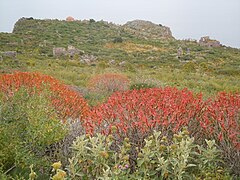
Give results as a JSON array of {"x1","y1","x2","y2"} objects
[{"x1": 105, "y1": 41, "x2": 166, "y2": 53}]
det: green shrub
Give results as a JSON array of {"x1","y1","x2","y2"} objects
[
  {"x1": 89, "y1": 19, "x2": 96, "y2": 23},
  {"x1": 130, "y1": 82, "x2": 156, "y2": 90},
  {"x1": 182, "y1": 61, "x2": 197, "y2": 73},
  {"x1": 0, "y1": 87, "x2": 67, "y2": 177},
  {"x1": 57, "y1": 129, "x2": 231, "y2": 179},
  {"x1": 66, "y1": 133, "x2": 131, "y2": 179},
  {"x1": 135, "y1": 130, "x2": 230, "y2": 179},
  {"x1": 113, "y1": 37, "x2": 123, "y2": 43}
]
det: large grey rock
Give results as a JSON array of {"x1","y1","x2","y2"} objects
[
  {"x1": 119, "y1": 61, "x2": 126, "y2": 67},
  {"x1": 1, "y1": 51, "x2": 17, "y2": 58},
  {"x1": 80, "y1": 54, "x2": 97, "y2": 64},
  {"x1": 177, "y1": 47, "x2": 183, "y2": 58},
  {"x1": 53, "y1": 47, "x2": 67, "y2": 57},
  {"x1": 67, "y1": 45, "x2": 84, "y2": 58}
]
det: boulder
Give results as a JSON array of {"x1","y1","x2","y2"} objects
[
  {"x1": 67, "y1": 45, "x2": 83, "y2": 58},
  {"x1": 119, "y1": 61, "x2": 126, "y2": 67},
  {"x1": 1, "y1": 51, "x2": 17, "y2": 58},
  {"x1": 80, "y1": 54, "x2": 97, "y2": 64},
  {"x1": 108, "y1": 59, "x2": 116, "y2": 65},
  {"x1": 177, "y1": 47, "x2": 183, "y2": 58},
  {"x1": 53, "y1": 47, "x2": 67, "y2": 57}
]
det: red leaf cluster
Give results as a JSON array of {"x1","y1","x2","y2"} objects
[
  {"x1": 90, "y1": 87, "x2": 205, "y2": 134},
  {"x1": 89, "y1": 87, "x2": 240, "y2": 149},
  {"x1": 0, "y1": 72, "x2": 90, "y2": 122},
  {"x1": 202, "y1": 92, "x2": 240, "y2": 149}
]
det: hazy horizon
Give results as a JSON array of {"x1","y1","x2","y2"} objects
[{"x1": 1, "y1": 0, "x2": 240, "y2": 48}]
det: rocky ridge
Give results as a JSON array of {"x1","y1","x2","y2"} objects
[{"x1": 122, "y1": 20, "x2": 174, "y2": 40}]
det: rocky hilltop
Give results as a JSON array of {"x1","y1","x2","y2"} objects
[
  {"x1": 12, "y1": 17, "x2": 174, "y2": 41},
  {"x1": 122, "y1": 20, "x2": 174, "y2": 40}
]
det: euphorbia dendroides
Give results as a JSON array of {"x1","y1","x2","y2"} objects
[
  {"x1": 202, "y1": 92, "x2": 240, "y2": 149},
  {"x1": 0, "y1": 72, "x2": 90, "y2": 122},
  {"x1": 89, "y1": 87, "x2": 205, "y2": 135},
  {"x1": 89, "y1": 87, "x2": 239, "y2": 150}
]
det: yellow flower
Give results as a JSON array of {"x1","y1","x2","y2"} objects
[
  {"x1": 125, "y1": 143, "x2": 131, "y2": 148},
  {"x1": 124, "y1": 137, "x2": 130, "y2": 142},
  {"x1": 52, "y1": 161, "x2": 62, "y2": 170},
  {"x1": 108, "y1": 134, "x2": 114, "y2": 141},
  {"x1": 99, "y1": 151, "x2": 109, "y2": 159},
  {"x1": 111, "y1": 125, "x2": 117, "y2": 132},
  {"x1": 159, "y1": 145, "x2": 166, "y2": 152},
  {"x1": 29, "y1": 172, "x2": 37, "y2": 180},
  {"x1": 52, "y1": 170, "x2": 67, "y2": 180},
  {"x1": 138, "y1": 152, "x2": 144, "y2": 158},
  {"x1": 123, "y1": 155, "x2": 129, "y2": 161},
  {"x1": 57, "y1": 169, "x2": 67, "y2": 177},
  {"x1": 162, "y1": 136, "x2": 167, "y2": 142}
]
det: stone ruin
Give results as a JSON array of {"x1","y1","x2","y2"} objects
[
  {"x1": 199, "y1": 36, "x2": 221, "y2": 47},
  {"x1": 53, "y1": 45, "x2": 83, "y2": 58}
]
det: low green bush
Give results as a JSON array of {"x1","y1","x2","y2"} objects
[
  {"x1": 130, "y1": 82, "x2": 156, "y2": 90},
  {"x1": 0, "y1": 87, "x2": 67, "y2": 178}
]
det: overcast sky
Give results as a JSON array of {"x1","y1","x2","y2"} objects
[{"x1": 1, "y1": 0, "x2": 240, "y2": 48}]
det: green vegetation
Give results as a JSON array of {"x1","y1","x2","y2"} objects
[
  {"x1": 24, "y1": 129, "x2": 232, "y2": 179},
  {"x1": 0, "y1": 88, "x2": 67, "y2": 179}
]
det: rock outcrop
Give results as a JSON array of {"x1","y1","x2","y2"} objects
[
  {"x1": 53, "y1": 47, "x2": 67, "y2": 57},
  {"x1": 1, "y1": 51, "x2": 17, "y2": 59},
  {"x1": 122, "y1": 20, "x2": 174, "y2": 40},
  {"x1": 80, "y1": 54, "x2": 97, "y2": 64},
  {"x1": 12, "y1": 17, "x2": 34, "y2": 33}
]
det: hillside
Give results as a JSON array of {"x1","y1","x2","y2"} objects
[
  {"x1": 0, "y1": 17, "x2": 240, "y2": 179},
  {"x1": 0, "y1": 17, "x2": 240, "y2": 97}
]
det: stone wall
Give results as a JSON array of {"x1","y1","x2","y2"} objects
[{"x1": 199, "y1": 36, "x2": 221, "y2": 47}]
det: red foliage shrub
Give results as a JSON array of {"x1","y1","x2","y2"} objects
[
  {"x1": 87, "y1": 73, "x2": 129, "y2": 94},
  {"x1": 89, "y1": 87, "x2": 205, "y2": 136},
  {"x1": 89, "y1": 88, "x2": 240, "y2": 149},
  {"x1": 201, "y1": 92, "x2": 240, "y2": 175},
  {"x1": 0, "y1": 72, "x2": 90, "y2": 122},
  {"x1": 88, "y1": 88, "x2": 240, "y2": 174},
  {"x1": 202, "y1": 92, "x2": 240, "y2": 149}
]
